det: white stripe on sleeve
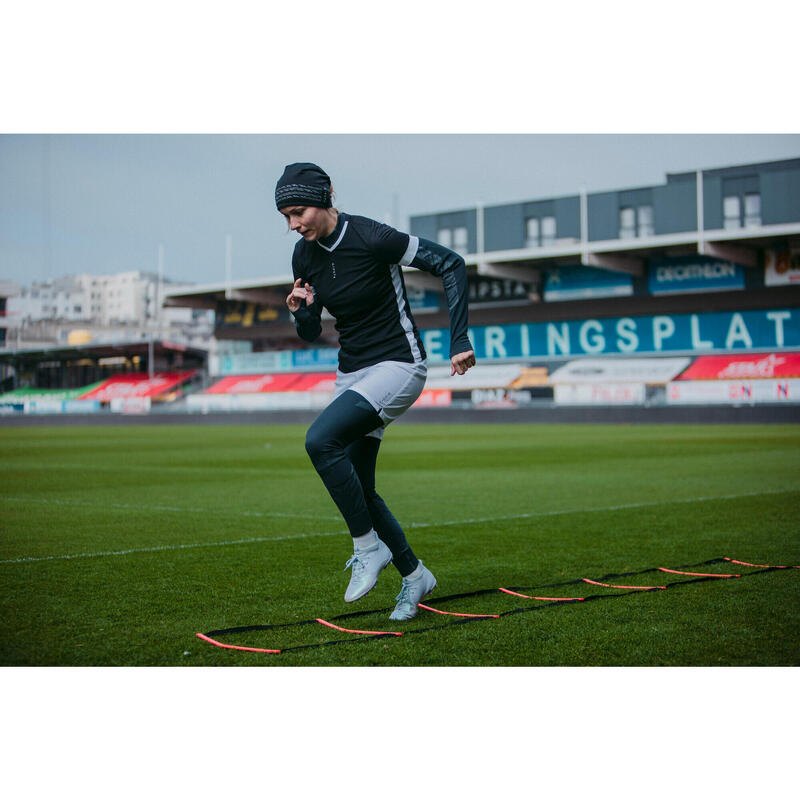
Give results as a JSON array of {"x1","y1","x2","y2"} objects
[{"x1": 399, "y1": 235, "x2": 419, "y2": 266}]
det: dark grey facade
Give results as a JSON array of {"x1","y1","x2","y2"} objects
[{"x1": 410, "y1": 157, "x2": 800, "y2": 251}]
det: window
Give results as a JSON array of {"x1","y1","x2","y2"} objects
[
  {"x1": 723, "y1": 195, "x2": 741, "y2": 229},
  {"x1": 525, "y1": 215, "x2": 557, "y2": 247},
  {"x1": 638, "y1": 205, "x2": 654, "y2": 237},
  {"x1": 453, "y1": 227, "x2": 468, "y2": 254},
  {"x1": 619, "y1": 207, "x2": 636, "y2": 238},
  {"x1": 744, "y1": 193, "x2": 761, "y2": 227},
  {"x1": 723, "y1": 190, "x2": 761, "y2": 229},
  {"x1": 437, "y1": 226, "x2": 468, "y2": 254},
  {"x1": 620, "y1": 204, "x2": 654, "y2": 238},
  {"x1": 525, "y1": 217, "x2": 539, "y2": 248},
  {"x1": 541, "y1": 216, "x2": 556, "y2": 246}
]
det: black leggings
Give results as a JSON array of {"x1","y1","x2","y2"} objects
[{"x1": 304, "y1": 390, "x2": 419, "y2": 577}]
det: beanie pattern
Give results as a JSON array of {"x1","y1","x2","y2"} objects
[{"x1": 275, "y1": 183, "x2": 331, "y2": 209}]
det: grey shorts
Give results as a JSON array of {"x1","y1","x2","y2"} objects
[{"x1": 334, "y1": 359, "x2": 428, "y2": 440}]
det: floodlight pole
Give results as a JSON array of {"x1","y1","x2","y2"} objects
[
  {"x1": 150, "y1": 243, "x2": 164, "y2": 380},
  {"x1": 157, "y1": 243, "x2": 164, "y2": 339},
  {"x1": 225, "y1": 234, "x2": 232, "y2": 299}
]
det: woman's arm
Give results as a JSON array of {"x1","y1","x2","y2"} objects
[{"x1": 407, "y1": 237, "x2": 475, "y2": 375}]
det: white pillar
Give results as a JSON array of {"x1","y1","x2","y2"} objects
[
  {"x1": 696, "y1": 169, "x2": 704, "y2": 255},
  {"x1": 579, "y1": 185, "x2": 588, "y2": 265}
]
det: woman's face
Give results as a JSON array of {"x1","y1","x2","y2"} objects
[{"x1": 279, "y1": 206, "x2": 335, "y2": 241}]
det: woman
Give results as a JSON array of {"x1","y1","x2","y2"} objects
[{"x1": 278, "y1": 162, "x2": 475, "y2": 621}]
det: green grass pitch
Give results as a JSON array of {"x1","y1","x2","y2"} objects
[{"x1": 1, "y1": 422, "x2": 798, "y2": 666}]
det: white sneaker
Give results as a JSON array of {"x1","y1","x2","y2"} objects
[
  {"x1": 389, "y1": 562, "x2": 437, "y2": 621},
  {"x1": 343, "y1": 539, "x2": 392, "y2": 603}
]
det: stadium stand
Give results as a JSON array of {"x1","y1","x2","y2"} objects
[
  {"x1": 205, "y1": 373, "x2": 311, "y2": 394},
  {"x1": 189, "y1": 371, "x2": 333, "y2": 413},
  {"x1": 81, "y1": 370, "x2": 198, "y2": 403},
  {"x1": 3, "y1": 156, "x2": 797, "y2": 415},
  {"x1": 0, "y1": 382, "x2": 104, "y2": 404}
]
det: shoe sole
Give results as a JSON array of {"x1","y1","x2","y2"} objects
[{"x1": 344, "y1": 556, "x2": 393, "y2": 603}]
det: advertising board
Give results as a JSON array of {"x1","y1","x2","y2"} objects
[
  {"x1": 554, "y1": 383, "x2": 645, "y2": 405},
  {"x1": 544, "y1": 266, "x2": 632, "y2": 301},
  {"x1": 764, "y1": 249, "x2": 800, "y2": 287},
  {"x1": 648, "y1": 257, "x2": 745, "y2": 295},
  {"x1": 110, "y1": 397, "x2": 151, "y2": 414},
  {"x1": 677, "y1": 353, "x2": 800, "y2": 380},
  {"x1": 549, "y1": 357, "x2": 690, "y2": 384},
  {"x1": 468, "y1": 276, "x2": 535, "y2": 305},
  {"x1": 215, "y1": 309, "x2": 797, "y2": 376},
  {"x1": 666, "y1": 379, "x2": 800, "y2": 404},
  {"x1": 220, "y1": 349, "x2": 338, "y2": 375},
  {"x1": 187, "y1": 392, "x2": 333, "y2": 413},
  {"x1": 419, "y1": 309, "x2": 796, "y2": 362}
]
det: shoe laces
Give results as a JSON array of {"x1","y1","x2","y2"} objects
[
  {"x1": 394, "y1": 581, "x2": 412, "y2": 606},
  {"x1": 344, "y1": 553, "x2": 364, "y2": 574}
]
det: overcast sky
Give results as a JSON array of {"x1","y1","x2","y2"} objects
[
  {"x1": 2, "y1": 133, "x2": 799, "y2": 290},
  {"x1": 2, "y1": 4, "x2": 798, "y2": 291}
]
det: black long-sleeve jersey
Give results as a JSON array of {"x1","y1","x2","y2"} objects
[{"x1": 290, "y1": 212, "x2": 472, "y2": 374}]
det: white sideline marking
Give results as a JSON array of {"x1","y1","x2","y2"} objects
[
  {"x1": 3, "y1": 496, "x2": 341, "y2": 522},
  {"x1": 0, "y1": 531, "x2": 345, "y2": 564},
  {"x1": 1, "y1": 488, "x2": 795, "y2": 566}
]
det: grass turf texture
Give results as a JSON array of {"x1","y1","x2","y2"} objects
[{"x1": 1, "y1": 422, "x2": 798, "y2": 666}]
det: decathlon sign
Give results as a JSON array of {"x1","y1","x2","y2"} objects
[
  {"x1": 648, "y1": 257, "x2": 745, "y2": 295},
  {"x1": 419, "y1": 309, "x2": 797, "y2": 362}
]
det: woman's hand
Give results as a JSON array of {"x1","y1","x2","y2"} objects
[
  {"x1": 286, "y1": 278, "x2": 314, "y2": 313},
  {"x1": 450, "y1": 350, "x2": 476, "y2": 376}
]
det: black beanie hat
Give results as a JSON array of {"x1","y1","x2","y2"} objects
[{"x1": 275, "y1": 162, "x2": 332, "y2": 210}]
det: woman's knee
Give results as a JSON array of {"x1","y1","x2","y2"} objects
[{"x1": 305, "y1": 423, "x2": 332, "y2": 464}]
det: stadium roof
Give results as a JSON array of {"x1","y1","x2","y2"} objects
[
  {"x1": 0, "y1": 339, "x2": 207, "y2": 367},
  {"x1": 163, "y1": 276, "x2": 296, "y2": 310},
  {"x1": 162, "y1": 218, "x2": 800, "y2": 315}
]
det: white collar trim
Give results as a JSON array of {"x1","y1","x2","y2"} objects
[{"x1": 317, "y1": 220, "x2": 348, "y2": 252}]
